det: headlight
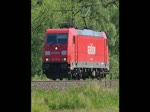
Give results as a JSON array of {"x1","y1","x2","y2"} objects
[
  {"x1": 45, "y1": 51, "x2": 50, "y2": 55},
  {"x1": 46, "y1": 58, "x2": 50, "y2": 62},
  {"x1": 62, "y1": 58, "x2": 66, "y2": 62},
  {"x1": 55, "y1": 47, "x2": 58, "y2": 50},
  {"x1": 61, "y1": 50, "x2": 66, "y2": 55}
]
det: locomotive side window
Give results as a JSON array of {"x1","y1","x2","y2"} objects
[
  {"x1": 73, "y1": 36, "x2": 75, "y2": 44},
  {"x1": 47, "y1": 34, "x2": 68, "y2": 44}
]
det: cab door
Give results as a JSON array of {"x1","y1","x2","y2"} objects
[{"x1": 73, "y1": 36, "x2": 78, "y2": 63}]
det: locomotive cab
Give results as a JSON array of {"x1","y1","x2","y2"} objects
[{"x1": 42, "y1": 29, "x2": 69, "y2": 80}]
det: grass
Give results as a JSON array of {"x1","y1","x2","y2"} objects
[
  {"x1": 31, "y1": 74, "x2": 49, "y2": 81},
  {"x1": 31, "y1": 81, "x2": 119, "y2": 112}
]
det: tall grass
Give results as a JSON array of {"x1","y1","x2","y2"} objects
[
  {"x1": 31, "y1": 74, "x2": 49, "y2": 81},
  {"x1": 32, "y1": 81, "x2": 119, "y2": 112}
]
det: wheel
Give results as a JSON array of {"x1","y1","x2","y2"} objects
[
  {"x1": 75, "y1": 73, "x2": 81, "y2": 80},
  {"x1": 97, "y1": 77, "x2": 100, "y2": 80},
  {"x1": 91, "y1": 76, "x2": 95, "y2": 80},
  {"x1": 67, "y1": 73, "x2": 72, "y2": 80},
  {"x1": 82, "y1": 76, "x2": 86, "y2": 80},
  {"x1": 52, "y1": 78, "x2": 56, "y2": 80},
  {"x1": 68, "y1": 77, "x2": 71, "y2": 80},
  {"x1": 60, "y1": 77, "x2": 63, "y2": 80}
]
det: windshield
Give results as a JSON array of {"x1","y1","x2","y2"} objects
[{"x1": 47, "y1": 34, "x2": 68, "y2": 44}]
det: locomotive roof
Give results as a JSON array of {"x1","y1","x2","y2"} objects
[{"x1": 75, "y1": 29, "x2": 103, "y2": 37}]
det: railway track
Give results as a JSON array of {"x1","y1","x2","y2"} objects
[
  {"x1": 31, "y1": 79, "x2": 117, "y2": 82},
  {"x1": 31, "y1": 79, "x2": 119, "y2": 91}
]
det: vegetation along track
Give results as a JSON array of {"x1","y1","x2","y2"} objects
[{"x1": 31, "y1": 79, "x2": 119, "y2": 91}]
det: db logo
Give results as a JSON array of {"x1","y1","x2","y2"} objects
[{"x1": 88, "y1": 45, "x2": 96, "y2": 55}]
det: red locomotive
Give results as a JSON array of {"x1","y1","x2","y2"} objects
[{"x1": 42, "y1": 27, "x2": 109, "y2": 80}]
